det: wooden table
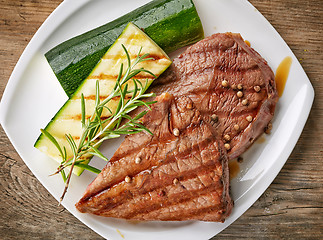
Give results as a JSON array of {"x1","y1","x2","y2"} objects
[{"x1": 1, "y1": 0, "x2": 322, "y2": 239}]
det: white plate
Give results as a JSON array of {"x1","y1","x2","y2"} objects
[{"x1": 0, "y1": 0, "x2": 314, "y2": 239}]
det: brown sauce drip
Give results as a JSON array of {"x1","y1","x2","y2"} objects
[
  {"x1": 275, "y1": 56, "x2": 292, "y2": 97},
  {"x1": 244, "y1": 40, "x2": 251, "y2": 47},
  {"x1": 256, "y1": 135, "x2": 266, "y2": 144},
  {"x1": 229, "y1": 160, "x2": 240, "y2": 180}
]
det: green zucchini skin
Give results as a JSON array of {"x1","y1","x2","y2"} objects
[{"x1": 45, "y1": 0, "x2": 204, "y2": 98}]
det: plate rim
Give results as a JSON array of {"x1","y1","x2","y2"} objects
[{"x1": 0, "y1": 0, "x2": 315, "y2": 239}]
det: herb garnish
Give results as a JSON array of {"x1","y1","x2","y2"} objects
[{"x1": 41, "y1": 45, "x2": 156, "y2": 203}]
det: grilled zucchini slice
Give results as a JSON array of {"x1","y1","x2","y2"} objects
[{"x1": 35, "y1": 23, "x2": 172, "y2": 175}]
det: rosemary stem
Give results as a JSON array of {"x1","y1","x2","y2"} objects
[{"x1": 59, "y1": 157, "x2": 76, "y2": 204}]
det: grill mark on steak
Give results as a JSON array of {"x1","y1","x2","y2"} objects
[
  {"x1": 124, "y1": 152, "x2": 230, "y2": 221},
  {"x1": 128, "y1": 185, "x2": 224, "y2": 220},
  {"x1": 76, "y1": 93, "x2": 232, "y2": 221},
  {"x1": 87, "y1": 170, "x2": 222, "y2": 218},
  {"x1": 79, "y1": 136, "x2": 219, "y2": 213},
  {"x1": 134, "y1": 191, "x2": 227, "y2": 221}
]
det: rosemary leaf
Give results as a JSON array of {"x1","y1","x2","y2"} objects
[
  {"x1": 65, "y1": 134, "x2": 77, "y2": 156},
  {"x1": 81, "y1": 93, "x2": 86, "y2": 128},
  {"x1": 131, "y1": 79, "x2": 138, "y2": 100},
  {"x1": 74, "y1": 163, "x2": 101, "y2": 174},
  {"x1": 41, "y1": 129, "x2": 64, "y2": 159},
  {"x1": 132, "y1": 110, "x2": 148, "y2": 121},
  {"x1": 124, "y1": 105, "x2": 138, "y2": 114},
  {"x1": 60, "y1": 169, "x2": 67, "y2": 183},
  {"x1": 88, "y1": 146, "x2": 109, "y2": 161}
]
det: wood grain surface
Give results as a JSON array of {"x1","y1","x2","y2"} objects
[{"x1": 0, "y1": 0, "x2": 322, "y2": 239}]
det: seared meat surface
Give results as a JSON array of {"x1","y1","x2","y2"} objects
[
  {"x1": 76, "y1": 33, "x2": 278, "y2": 222},
  {"x1": 76, "y1": 93, "x2": 233, "y2": 222},
  {"x1": 150, "y1": 33, "x2": 278, "y2": 159}
]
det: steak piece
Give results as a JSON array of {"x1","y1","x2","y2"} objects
[
  {"x1": 150, "y1": 33, "x2": 278, "y2": 159},
  {"x1": 76, "y1": 93, "x2": 233, "y2": 222}
]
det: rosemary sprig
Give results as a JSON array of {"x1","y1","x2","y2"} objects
[{"x1": 42, "y1": 45, "x2": 156, "y2": 203}]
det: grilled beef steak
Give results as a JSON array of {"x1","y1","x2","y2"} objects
[
  {"x1": 150, "y1": 33, "x2": 278, "y2": 159},
  {"x1": 76, "y1": 93, "x2": 233, "y2": 222},
  {"x1": 76, "y1": 33, "x2": 278, "y2": 221}
]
